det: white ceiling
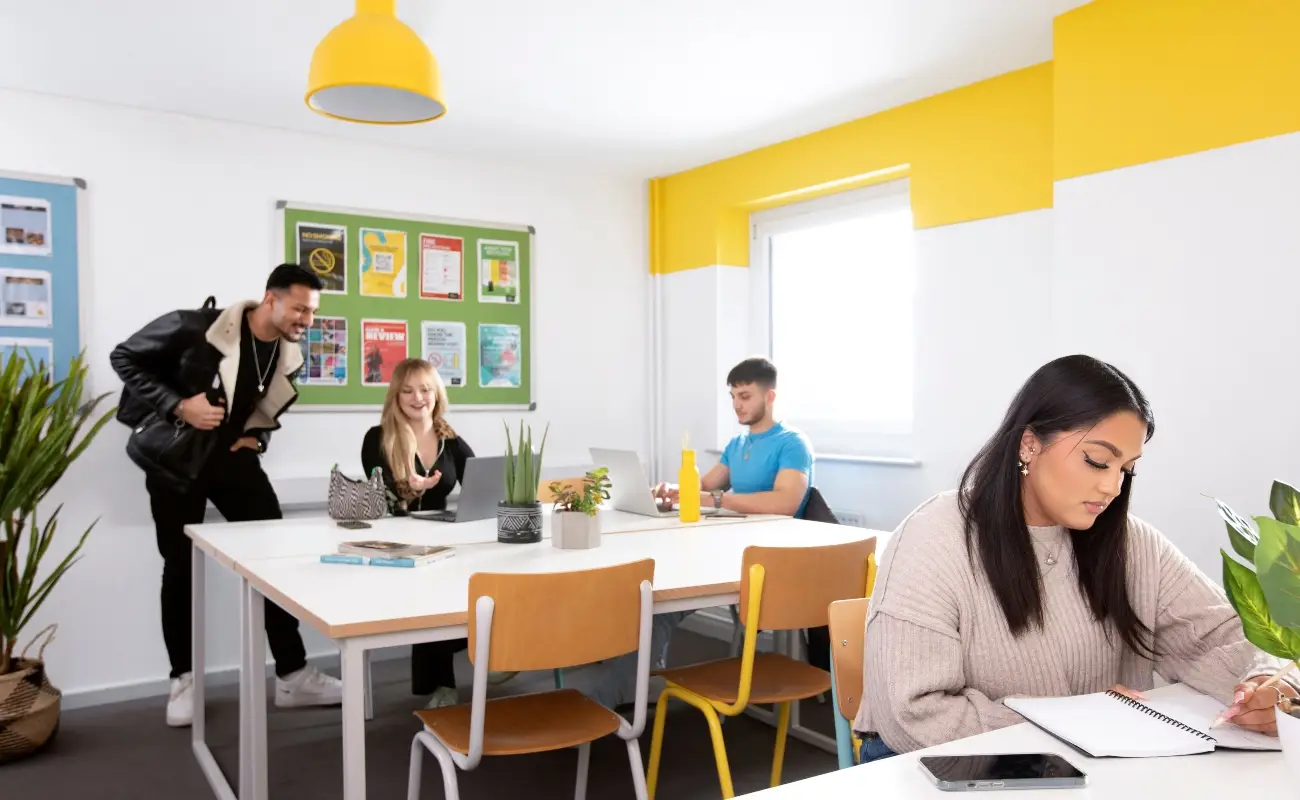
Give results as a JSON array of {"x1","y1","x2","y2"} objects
[{"x1": 0, "y1": 0, "x2": 1087, "y2": 176}]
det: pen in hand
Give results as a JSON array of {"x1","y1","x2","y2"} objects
[{"x1": 1210, "y1": 670, "x2": 1290, "y2": 729}]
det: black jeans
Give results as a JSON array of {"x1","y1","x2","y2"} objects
[
  {"x1": 148, "y1": 448, "x2": 307, "y2": 680},
  {"x1": 411, "y1": 639, "x2": 468, "y2": 695}
]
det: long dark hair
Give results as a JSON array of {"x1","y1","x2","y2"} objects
[{"x1": 958, "y1": 355, "x2": 1156, "y2": 657}]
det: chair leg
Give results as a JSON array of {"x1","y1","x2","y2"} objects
[
  {"x1": 554, "y1": 668, "x2": 565, "y2": 689},
  {"x1": 574, "y1": 742, "x2": 592, "y2": 800},
  {"x1": 829, "y1": 658, "x2": 854, "y2": 770},
  {"x1": 410, "y1": 730, "x2": 461, "y2": 800},
  {"x1": 770, "y1": 701, "x2": 791, "y2": 788},
  {"x1": 625, "y1": 736, "x2": 650, "y2": 800},
  {"x1": 646, "y1": 689, "x2": 671, "y2": 800},
  {"x1": 700, "y1": 702, "x2": 736, "y2": 798}
]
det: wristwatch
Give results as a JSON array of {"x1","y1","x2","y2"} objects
[{"x1": 711, "y1": 491, "x2": 724, "y2": 510}]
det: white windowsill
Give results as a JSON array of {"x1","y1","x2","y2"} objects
[{"x1": 704, "y1": 449, "x2": 921, "y2": 468}]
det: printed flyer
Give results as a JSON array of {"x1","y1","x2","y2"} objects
[
  {"x1": 421, "y1": 321, "x2": 466, "y2": 387},
  {"x1": 296, "y1": 222, "x2": 347, "y2": 294},
  {"x1": 0, "y1": 196, "x2": 52, "y2": 257},
  {"x1": 361, "y1": 319, "x2": 408, "y2": 386},
  {"x1": 477, "y1": 239, "x2": 519, "y2": 304},
  {"x1": 419, "y1": 234, "x2": 463, "y2": 300},
  {"x1": 0, "y1": 268, "x2": 52, "y2": 327},
  {"x1": 359, "y1": 228, "x2": 407, "y2": 298},
  {"x1": 297, "y1": 316, "x2": 348, "y2": 386},
  {"x1": 478, "y1": 323, "x2": 521, "y2": 388},
  {"x1": 0, "y1": 337, "x2": 53, "y2": 381}
]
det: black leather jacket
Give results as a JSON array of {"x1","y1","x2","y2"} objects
[{"x1": 109, "y1": 297, "x2": 297, "y2": 489}]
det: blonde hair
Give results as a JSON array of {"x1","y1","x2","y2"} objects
[{"x1": 380, "y1": 358, "x2": 456, "y2": 488}]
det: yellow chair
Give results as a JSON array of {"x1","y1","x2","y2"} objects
[
  {"x1": 408, "y1": 559, "x2": 656, "y2": 800},
  {"x1": 646, "y1": 537, "x2": 877, "y2": 799}
]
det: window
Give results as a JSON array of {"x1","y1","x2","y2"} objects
[{"x1": 751, "y1": 180, "x2": 916, "y2": 459}]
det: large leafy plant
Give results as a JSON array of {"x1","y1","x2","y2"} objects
[
  {"x1": 1216, "y1": 480, "x2": 1300, "y2": 682},
  {"x1": 548, "y1": 468, "x2": 611, "y2": 517},
  {"x1": 502, "y1": 420, "x2": 548, "y2": 506},
  {"x1": 0, "y1": 351, "x2": 114, "y2": 675}
]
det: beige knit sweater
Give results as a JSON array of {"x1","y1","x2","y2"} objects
[{"x1": 853, "y1": 491, "x2": 1284, "y2": 752}]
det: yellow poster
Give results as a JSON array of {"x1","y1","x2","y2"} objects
[{"x1": 359, "y1": 228, "x2": 407, "y2": 298}]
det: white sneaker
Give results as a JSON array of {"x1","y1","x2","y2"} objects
[
  {"x1": 425, "y1": 686, "x2": 460, "y2": 709},
  {"x1": 274, "y1": 665, "x2": 344, "y2": 708},
  {"x1": 167, "y1": 672, "x2": 195, "y2": 728}
]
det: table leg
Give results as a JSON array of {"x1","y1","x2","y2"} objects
[
  {"x1": 247, "y1": 582, "x2": 269, "y2": 800},
  {"x1": 191, "y1": 545, "x2": 237, "y2": 800},
  {"x1": 363, "y1": 649, "x2": 374, "y2": 722},
  {"x1": 341, "y1": 641, "x2": 368, "y2": 800}
]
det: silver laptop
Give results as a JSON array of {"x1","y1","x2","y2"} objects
[
  {"x1": 589, "y1": 447, "x2": 721, "y2": 518},
  {"x1": 410, "y1": 456, "x2": 504, "y2": 523}
]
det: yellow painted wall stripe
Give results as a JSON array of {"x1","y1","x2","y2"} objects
[
  {"x1": 1054, "y1": 0, "x2": 1300, "y2": 181},
  {"x1": 652, "y1": 64, "x2": 1054, "y2": 274}
]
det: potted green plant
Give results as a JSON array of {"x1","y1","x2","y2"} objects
[
  {"x1": 549, "y1": 468, "x2": 612, "y2": 550},
  {"x1": 498, "y1": 420, "x2": 547, "y2": 544},
  {"x1": 1215, "y1": 480, "x2": 1300, "y2": 772},
  {"x1": 0, "y1": 350, "x2": 113, "y2": 763}
]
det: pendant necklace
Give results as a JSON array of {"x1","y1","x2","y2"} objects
[{"x1": 251, "y1": 337, "x2": 279, "y2": 393}]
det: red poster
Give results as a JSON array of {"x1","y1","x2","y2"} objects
[
  {"x1": 419, "y1": 234, "x2": 464, "y2": 300},
  {"x1": 360, "y1": 319, "x2": 408, "y2": 386}
]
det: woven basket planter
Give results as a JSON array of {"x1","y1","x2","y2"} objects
[{"x1": 0, "y1": 656, "x2": 61, "y2": 763}]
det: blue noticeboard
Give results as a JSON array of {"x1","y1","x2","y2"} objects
[{"x1": 0, "y1": 172, "x2": 84, "y2": 383}]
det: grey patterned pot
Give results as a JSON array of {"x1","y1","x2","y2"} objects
[{"x1": 497, "y1": 502, "x2": 542, "y2": 543}]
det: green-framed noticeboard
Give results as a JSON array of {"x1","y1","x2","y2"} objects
[{"x1": 277, "y1": 201, "x2": 534, "y2": 410}]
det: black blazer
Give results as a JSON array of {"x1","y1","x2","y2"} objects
[{"x1": 360, "y1": 425, "x2": 475, "y2": 513}]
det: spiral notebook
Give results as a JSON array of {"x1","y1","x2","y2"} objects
[{"x1": 1004, "y1": 685, "x2": 1282, "y2": 758}]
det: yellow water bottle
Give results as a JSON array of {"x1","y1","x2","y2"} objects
[{"x1": 679, "y1": 447, "x2": 701, "y2": 523}]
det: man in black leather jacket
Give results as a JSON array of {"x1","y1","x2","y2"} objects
[{"x1": 110, "y1": 263, "x2": 343, "y2": 727}]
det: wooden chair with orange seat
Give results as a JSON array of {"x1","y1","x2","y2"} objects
[
  {"x1": 535, "y1": 475, "x2": 599, "y2": 691},
  {"x1": 645, "y1": 537, "x2": 877, "y2": 799},
  {"x1": 407, "y1": 559, "x2": 656, "y2": 800}
]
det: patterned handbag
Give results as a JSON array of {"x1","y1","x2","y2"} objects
[{"x1": 327, "y1": 465, "x2": 389, "y2": 521}]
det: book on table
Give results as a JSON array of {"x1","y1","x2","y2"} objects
[
  {"x1": 1004, "y1": 686, "x2": 1281, "y2": 758},
  {"x1": 324, "y1": 541, "x2": 455, "y2": 568}
]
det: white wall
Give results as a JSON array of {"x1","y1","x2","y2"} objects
[
  {"x1": 0, "y1": 88, "x2": 649, "y2": 701},
  {"x1": 1051, "y1": 132, "x2": 1300, "y2": 578}
]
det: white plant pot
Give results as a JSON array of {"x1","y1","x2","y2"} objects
[
  {"x1": 1276, "y1": 706, "x2": 1300, "y2": 780},
  {"x1": 553, "y1": 511, "x2": 601, "y2": 549}
]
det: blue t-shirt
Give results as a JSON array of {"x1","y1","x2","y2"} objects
[{"x1": 720, "y1": 422, "x2": 814, "y2": 516}]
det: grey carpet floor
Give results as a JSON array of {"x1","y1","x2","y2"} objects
[{"x1": 4, "y1": 629, "x2": 841, "y2": 799}]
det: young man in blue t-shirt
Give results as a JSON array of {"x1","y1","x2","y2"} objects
[{"x1": 656, "y1": 357, "x2": 814, "y2": 516}]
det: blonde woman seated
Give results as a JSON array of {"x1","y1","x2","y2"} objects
[
  {"x1": 855, "y1": 355, "x2": 1298, "y2": 762},
  {"x1": 360, "y1": 358, "x2": 513, "y2": 707}
]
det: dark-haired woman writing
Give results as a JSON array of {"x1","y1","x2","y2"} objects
[{"x1": 854, "y1": 355, "x2": 1297, "y2": 761}]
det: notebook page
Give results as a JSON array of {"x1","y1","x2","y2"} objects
[
  {"x1": 1005, "y1": 694, "x2": 1215, "y2": 757},
  {"x1": 1145, "y1": 692, "x2": 1281, "y2": 752}
]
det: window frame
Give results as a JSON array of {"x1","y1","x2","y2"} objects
[{"x1": 748, "y1": 178, "x2": 917, "y2": 461}]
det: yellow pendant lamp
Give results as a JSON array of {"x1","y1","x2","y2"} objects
[{"x1": 305, "y1": 0, "x2": 446, "y2": 125}]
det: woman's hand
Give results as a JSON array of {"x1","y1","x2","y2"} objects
[
  {"x1": 1215, "y1": 677, "x2": 1300, "y2": 736},
  {"x1": 409, "y1": 471, "x2": 442, "y2": 493},
  {"x1": 653, "y1": 483, "x2": 679, "y2": 510}
]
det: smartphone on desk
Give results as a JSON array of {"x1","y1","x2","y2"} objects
[
  {"x1": 336, "y1": 520, "x2": 372, "y2": 530},
  {"x1": 918, "y1": 753, "x2": 1086, "y2": 792}
]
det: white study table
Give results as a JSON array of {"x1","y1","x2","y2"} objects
[
  {"x1": 744, "y1": 684, "x2": 1288, "y2": 799},
  {"x1": 185, "y1": 508, "x2": 878, "y2": 800}
]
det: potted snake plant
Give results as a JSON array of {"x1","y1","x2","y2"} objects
[
  {"x1": 0, "y1": 350, "x2": 113, "y2": 763},
  {"x1": 497, "y1": 421, "x2": 547, "y2": 544},
  {"x1": 549, "y1": 467, "x2": 611, "y2": 550},
  {"x1": 1215, "y1": 480, "x2": 1300, "y2": 776}
]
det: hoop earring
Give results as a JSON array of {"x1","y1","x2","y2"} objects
[{"x1": 1018, "y1": 459, "x2": 1030, "y2": 476}]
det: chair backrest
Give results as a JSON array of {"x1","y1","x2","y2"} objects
[
  {"x1": 537, "y1": 476, "x2": 588, "y2": 504},
  {"x1": 799, "y1": 487, "x2": 839, "y2": 524},
  {"x1": 827, "y1": 597, "x2": 870, "y2": 721},
  {"x1": 468, "y1": 559, "x2": 654, "y2": 672},
  {"x1": 739, "y1": 537, "x2": 875, "y2": 631}
]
